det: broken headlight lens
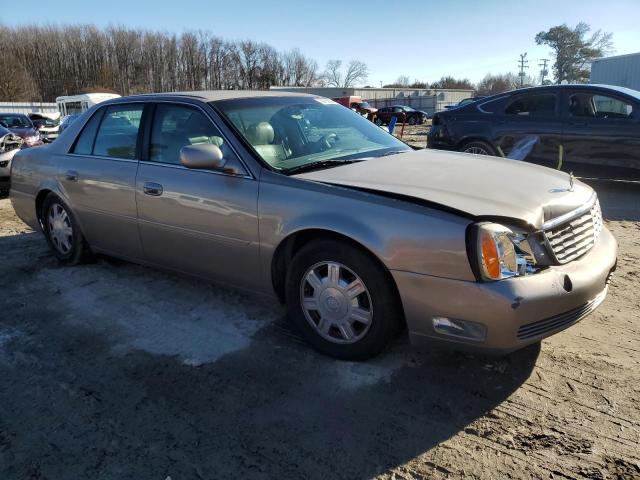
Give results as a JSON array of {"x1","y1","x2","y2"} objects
[{"x1": 474, "y1": 223, "x2": 538, "y2": 281}]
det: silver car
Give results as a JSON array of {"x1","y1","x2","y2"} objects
[{"x1": 9, "y1": 91, "x2": 618, "y2": 360}]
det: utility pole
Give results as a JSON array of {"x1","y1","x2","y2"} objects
[
  {"x1": 539, "y1": 59, "x2": 549, "y2": 85},
  {"x1": 518, "y1": 53, "x2": 529, "y2": 87}
]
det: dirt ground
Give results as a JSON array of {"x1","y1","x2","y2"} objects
[{"x1": 0, "y1": 178, "x2": 639, "y2": 480}]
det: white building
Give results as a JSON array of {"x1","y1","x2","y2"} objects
[{"x1": 591, "y1": 53, "x2": 640, "y2": 91}]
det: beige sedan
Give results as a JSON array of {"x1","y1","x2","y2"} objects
[{"x1": 9, "y1": 91, "x2": 617, "y2": 360}]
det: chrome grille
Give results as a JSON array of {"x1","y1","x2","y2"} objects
[{"x1": 544, "y1": 198, "x2": 602, "y2": 264}]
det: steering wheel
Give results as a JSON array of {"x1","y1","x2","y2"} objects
[{"x1": 319, "y1": 133, "x2": 338, "y2": 151}]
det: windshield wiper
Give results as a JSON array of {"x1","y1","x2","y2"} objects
[
  {"x1": 380, "y1": 150, "x2": 409, "y2": 157},
  {"x1": 284, "y1": 159, "x2": 362, "y2": 175}
]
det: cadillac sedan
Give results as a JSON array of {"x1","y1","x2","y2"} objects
[{"x1": 9, "y1": 91, "x2": 617, "y2": 360}]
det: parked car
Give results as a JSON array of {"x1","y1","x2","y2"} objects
[
  {"x1": 374, "y1": 105, "x2": 428, "y2": 126},
  {"x1": 445, "y1": 96, "x2": 487, "y2": 109},
  {"x1": 58, "y1": 114, "x2": 81, "y2": 134},
  {"x1": 428, "y1": 85, "x2": 640, "y2": 175},
  {"x1": 28, "y1": 112, "x2": 61, "y2": 143},
  {"x1": 0, "y1": 113, "x2": 43, "y2": 147},
  {"x1": 0, "y1": 125, "x2": 22, "y2": 194},
  {"x1": 332, "y1": 96, "x2": 377, "y2": 118},
  {"x1": 10, "y1": 91, "x2": 617, "y2": 360}
]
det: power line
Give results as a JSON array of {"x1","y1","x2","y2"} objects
[
  {"x1": 518, "y1": 53, "x2": 529, "y2": 87},
  {"x1": 539, "y1": 59, "x2": 549, "y2": 85}
]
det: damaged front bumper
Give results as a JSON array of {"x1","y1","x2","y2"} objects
[
  {"x1": 392, "y1": 226, "x2": 618, "y2": 354},
  {"x1": 0, "y1": 132, "x2": 23, "y2": 189}
]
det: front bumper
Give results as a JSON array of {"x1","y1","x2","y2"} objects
[
  {"x1": 0, "y1": 148, "x2": 18, "y2": 189},
  {"x1": 392, "y1": 226, "x2": 618, "y2": 354}
]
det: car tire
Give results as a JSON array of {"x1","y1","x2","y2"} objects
[
  {"x1": 374, "y1": 117, "x2": 383, "y2": 126},
  {"x1": 460, "y1": 140, "x2": 497, "y2": 156},
  {"x1": 41, "y1": 193, "x2": 92, "y2": 264},
  {"x1": 408, "y1": 116, "x2": 417, "y2": 125},
  {"x1": 285, "y1": 239, "x2": 402, "y2": 360}
]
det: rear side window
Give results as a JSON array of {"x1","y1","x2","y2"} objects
[
  {"x1": 72, "y1": 109, "x2": 104, "y2": 155},
  {"x1": 505, "y1": 94, "x2": 556, "y2": 116},
  {"x1": 93, "y1": 105, "x2": 144, "y2": 159}
]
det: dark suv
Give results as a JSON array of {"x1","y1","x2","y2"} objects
[
  {"x1": 427, "y1": 85, "x2": 640, "y2": 176},
  {"x1": 374, "y1": 106, "x2": 427, "y2": 126}
]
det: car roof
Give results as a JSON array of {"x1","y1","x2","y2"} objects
[
  {"x1": 0, "y1": 112, "x2": 28, "y2": 116},
  {"x1": 113, "y1": 90, "x2": 317, "y2": 103},
  {"x1": 500, "y1": 84, "x2": 640, "y2": 99}
]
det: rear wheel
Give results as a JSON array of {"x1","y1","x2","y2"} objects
[
  {"x1": 374, "y1": 117, "x2": 383, "y2": 126},
  {"x1": 41, "y1": 193, "x2": 91, "y2": 264},
  {"x1": 285, "y1": 240, "x2": 402, "y2": 360},
  {"x1": 460, "y1": 140, "x2": 496, "y2": 156}
]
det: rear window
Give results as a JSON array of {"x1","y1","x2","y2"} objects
[{"x1": 505, "y1": 94, "x2": 556, "y2": 116}]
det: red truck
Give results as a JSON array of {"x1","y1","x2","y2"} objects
[{"x1": 332, "y1": 96, "x2": 378, "y2": 119}]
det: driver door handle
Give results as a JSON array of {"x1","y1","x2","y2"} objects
[
  {"x1": 143, "y1": 182, "x2": 163, "y2": 196},
  {"x1": 64, "y1": 170, "x2": 78, "y2": 182}
]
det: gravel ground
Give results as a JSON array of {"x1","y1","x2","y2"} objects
[{"x1": 0, "y1": 178, "x2": 639, "y2": 480}]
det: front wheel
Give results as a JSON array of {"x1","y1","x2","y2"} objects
[
  {"x1": 408, "y1": 116, "x2": 417, "y2": 125},
  {"x1": 42, "y1": 193, "x2": 91, "y2": 264},
  {"x1": 285, "y1": 240, "x2": 402, "y2": 360},
  {"x1": 374, "y1": 117, "x2": 383, "y2": 126}
]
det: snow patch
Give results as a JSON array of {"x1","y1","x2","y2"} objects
[
  {"x1": 39, "y1": 264, "x2": 279, "y2": 366},
  {"x1": 334, "y1": 352, "x2": 407, "y2": 389}
]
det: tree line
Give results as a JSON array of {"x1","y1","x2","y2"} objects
[
  {"x1": 0, "y1": 21, "x2": 613, "y2": 102},
  {"x1": 0, "y1": 24, "x2": 369, "y2": 101}
]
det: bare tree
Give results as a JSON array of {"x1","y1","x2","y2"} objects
[
  {"x1": 323, "y1": 60, "x2": 343, "y2": 87},
  {"x1": 343, "y1": 60, "x2": 368, "y2": 87},
  {"x1": 395, "y1": 75, "x2": 410, "y2": 87}
]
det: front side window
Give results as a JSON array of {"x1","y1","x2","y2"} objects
[
  {"x1": 92, "y1": 104, "x2": 143, "y2": 159},
  {"x1": 215, "y1": 97, "x2": 410, "y2": 172},
  {"x1": 150, "y1": 103, "x2": 231, "y2": 165},
  {"x1": 505, "y1": 94, "x2": 556, "y2": 116},
  {"x1": 569, "y1": 93, "x2": 634, "y2": 119}
]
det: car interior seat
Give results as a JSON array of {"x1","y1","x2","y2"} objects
[{"x1": 245, "y1": 122, "x2": 287, "y2": 164}]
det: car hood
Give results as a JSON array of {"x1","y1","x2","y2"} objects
[{"x1": 293, "y1": 149, "x2": 594, "y2": 229}]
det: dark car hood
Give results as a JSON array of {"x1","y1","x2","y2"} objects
[
  {"x1": 7, "y1": 127, "x2": 37, "y2": 138},
  {"x1": 293, "y1": 149, "x2": 594, "y2": 229}
]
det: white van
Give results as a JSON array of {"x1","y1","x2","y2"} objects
[{"x1": 56, "y1": 93, "x2": 121, "y2": 117}]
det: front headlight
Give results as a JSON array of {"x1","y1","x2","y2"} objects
[{"x1": 472, "y1": 223, "x2": 538, "y2": 281}]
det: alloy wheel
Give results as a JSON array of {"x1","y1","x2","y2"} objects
[{"x1": 464, "y1": 146, "x2": 489, "y2": 155}]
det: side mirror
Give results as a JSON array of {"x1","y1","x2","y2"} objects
[{"x1": 180, "y1": 144, "x2": 225, "y2": 170}]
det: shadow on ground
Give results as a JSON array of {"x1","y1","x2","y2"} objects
[{"x1": 0, "y1": 229, "x2": 540, "y2": 480}]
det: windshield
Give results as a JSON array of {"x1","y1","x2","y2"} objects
[
  {"x1": 0, "y1": 114, "x2": 32, "y2": 129},
  {"x1": 214, "y1": 97, "x2": 410, "y2": 173}
]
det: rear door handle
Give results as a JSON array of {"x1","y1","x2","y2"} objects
[
  {"x1": 143, "y1": 182, "x2": 163, "y2": 196},
  {"x1": 65, "y1": 170, "x2": 78, "y2": 182}
]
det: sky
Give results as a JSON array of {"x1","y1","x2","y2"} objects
[{"x1": 2, "y1": 0, "x2": 639, "y2": 86}]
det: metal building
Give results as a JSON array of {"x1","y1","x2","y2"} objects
[
  {"x1": 270, "y1": 87, "x2": 474, "y2": 114},
  {"x1": 0, "y1": 102, "x2": 58, "y2": 115},
  {"x1": 590, "y1": 53, "x2": 640, "y2": 91}
]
